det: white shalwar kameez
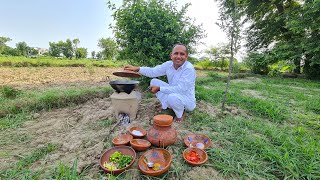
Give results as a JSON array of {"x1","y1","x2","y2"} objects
[{"x1": 139, "y1": 61, "x2": 196, "y2": 118}]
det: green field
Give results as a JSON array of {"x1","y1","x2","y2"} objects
[
  {"x1": 0, "y1": 69, "x2": 319, "y2": 179},
  {"x1": 0, "y1": 55, "x2": 126, "y2": 68}
]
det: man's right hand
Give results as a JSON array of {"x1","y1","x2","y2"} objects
[
  {"x1": 149, "y1": 86, "x2": 160, "y2": 94},
  {"x1": 124, "y1": 65, "x2": 140, "y2": 72}
]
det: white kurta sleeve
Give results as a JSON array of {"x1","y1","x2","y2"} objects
[
  {"x1": 139, "y1": 61, "x2": 169, "y2": 78},
  {"x1": 160, "y1": 68, "x2": 196, "y2": 94}
]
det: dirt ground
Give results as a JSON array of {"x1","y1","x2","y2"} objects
[{"x1": 0, "y1": 67, "x2": 221, "y2": 179}]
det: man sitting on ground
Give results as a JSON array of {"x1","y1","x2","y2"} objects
[{"x1": 124, "y1": 43, "x2": 196, "y2": 122}]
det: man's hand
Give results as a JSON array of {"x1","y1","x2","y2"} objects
[
  {"x1": 124, "y1": 65, "x2": 140, "y2": 72},
  {"x1": 149, "y1": 86, "x2": 160, "y2": 94}
]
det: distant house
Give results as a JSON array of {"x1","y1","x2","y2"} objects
[{"x1": 33, "y1": 47, "x2": 49, "y2": 56}]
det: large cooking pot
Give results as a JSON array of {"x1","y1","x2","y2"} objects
[{"x1": 109, "y1": 80, "x2": 139, "y2": 94}]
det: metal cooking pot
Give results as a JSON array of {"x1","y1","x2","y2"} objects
[{"x1": 109, "y1": 80, "x2": 139, "y2": 94}]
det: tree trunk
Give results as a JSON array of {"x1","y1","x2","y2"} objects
[{"x1": 222, "y1": 34, "x2": 234, "y2": 111}]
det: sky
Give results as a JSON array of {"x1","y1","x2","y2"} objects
[{"x1": 0, "y1": 0, "x2": 229, "y2": 57}]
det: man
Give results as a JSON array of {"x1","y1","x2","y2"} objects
[{"x1": 124, "y1": 43, "x2": 196, "y2": 122}]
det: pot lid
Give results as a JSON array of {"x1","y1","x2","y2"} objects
[
  {"x1": 153, "y1": 114, "x2": 173, "y2": 126},
  {"x1": 113, "y1": 70, "x2": 141, "y2": 78}
]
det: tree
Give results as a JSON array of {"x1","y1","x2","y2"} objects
[
  {"x1": 216, "y1": 0, "x2": 242, "y2": 111},
  {"x1": 16, "y1": 41, "x2": 29, "y2": 56},
  {"x1": 75, "y1": 47, "x2": 88, "y2": 59},
  {"x1": 96, "y1": 51, "x2": 103, "y2": 59},
  {"x1": 91, "y1": 51, "x2": 96, "y2": 59},
  {"x1": 61, "y1": 39, "x2": 74, "y2": 59},
  {"x1": 49, "y1": 42, "x2": 61, "y2": 57},
  {"x1": 29, "y1": 48, "x2": 39, "y2": 56},
  {"x1": 108, "y1": 0, "x2": 204, "y2": 66},
  {"x1": 48, "y1": 38, "x2": 81, "y2": 59},
  {"x1": 98, "y1": 38, "x2": 118, "y2": 59},
  {"x1": 205, "y1": 44, "x2": 231, "y2": 70},
  {"x1": 229, "y1": 0, "x2": 320, "y2": 79},
  {"x1": 0, "y1": 36, "x2": 12, "y2": 54}
]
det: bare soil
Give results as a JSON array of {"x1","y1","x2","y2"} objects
[{"x1": 0, "y1": 67, "x2": 222, "y2": 179}]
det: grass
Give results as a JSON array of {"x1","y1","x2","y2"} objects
[
  {"x1": 49, "y1": 159, "x2": 92, "y2": 180},
  {"x1": 0, "y1": 143, "x2": 57, "y2": 179},
  {"x1": 0, "y1": 86, "x2": 113, "y2": 130},
  {"x1": 192, "y1": 72, "x2": 320, "y2": 179},
  {"x1": 0, "y1": 55, "x2": 126, "y2": 67}
]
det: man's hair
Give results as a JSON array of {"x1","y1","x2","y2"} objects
[{"x1": 172, "y1": 43, "x2": 188, "y2": 55}]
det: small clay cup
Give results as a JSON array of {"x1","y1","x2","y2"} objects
[
  {"x1": 130, "y1": 139, "x2": 151, "y2": 151},
  {"x1": 112, "y1": 134, "x2": 133, "y2": 146},
  {"x1": 183, "y1": 147, "x2": 208, "y2": 166},
  {"x1": 129, "y1": 127, "x2": 147, "y2": 138}
]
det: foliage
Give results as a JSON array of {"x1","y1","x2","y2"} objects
[
  {"x1": 268, "y1": 60, "x2": 296, "y2": 77},
  {"x1": 205, "y1": 43, "x2": 230, "y2": 61},
  {"x1": 244, "y1": 52, "x2": 271, "y2": 74},
  {"x1": 15, "y1": 42, "x2": 29, "y2": 57},
  {"x1": 98, "y1": 38, "x2": 118, "y2": 60},
  {"x1": 0, "y1": 36, "x2": 12, "y2": 54},
  {"x1": 49, "y1": 38, "x2": 87, "y2": 59},
  {"x1": 75, "y1": 47, "x2": 88, "y2": 59},
  {"x1": 109, "y1": 0, "x2": 204, "y2": 67},
  {"x1": 91, "y1": 51, "x2": 96, "y2": 59},
  {"x1": 224, "y1": 0, "x2": 320, "y2": 79},
  {"x1": 194, "y1": 58, "x2": 239, "y2": 71}
]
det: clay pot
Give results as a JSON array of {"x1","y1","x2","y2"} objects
[{"x1": 147, "y1": 114, "x2": 177, "y2": 147}]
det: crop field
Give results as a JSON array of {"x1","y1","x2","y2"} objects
[{"x1": 0, "y1": 66, "x2": 319, "y2": 179}]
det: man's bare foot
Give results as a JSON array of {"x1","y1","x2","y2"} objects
[
  {"x1": 175, "y1": 112, "x2": 186, "y2": 123},
  {"x1": 175, "y1": 117, "x2": 184, "y2": 123}
]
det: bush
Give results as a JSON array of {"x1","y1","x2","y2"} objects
[{"x1": 110, "y1": 0, "x2": 204, "y2": 67}]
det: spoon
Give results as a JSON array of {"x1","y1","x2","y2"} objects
[{"x1": 143, "y1": 156, "x2": 154, "y2": 168}]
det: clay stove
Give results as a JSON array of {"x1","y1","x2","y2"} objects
[
  {"x1": 110, "y1": 90, "x2": 140, "y2": 121},
  {"x1": 109, "y1": 79, "x2": 140, "y2": 123}
]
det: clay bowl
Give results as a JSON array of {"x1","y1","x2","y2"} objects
[
  {"x1": 183, "y1": 147, "x2": 208, "y2": 166},
  {"x1": 129, "y1": 126, "x2": 147, "y2": 138},
  {"x1": 138, "y1": 148, "x2": 172, "y2": 176},
  {"x1": 113, "y1": 70, "x2": 141, "y2": 78},
  {"x1": 183, "y1": 134, "x2": 212, "y2": 150},
  {"x1": 100, "y1": 146, "x2": 136, "y2": 174},
  {"x1": 153, "y1": 114, "x2": 173, "y2": 127},
  {"x1": 130, "y1": 139, "x2": 151, "y2": 151},
  {"x1": 112, "y1": 134, "x2": 133, "y2": 146}
]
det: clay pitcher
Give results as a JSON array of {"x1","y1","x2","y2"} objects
[{"x1": 147, "y1": 114, "x2": 177, "y2": 147}]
